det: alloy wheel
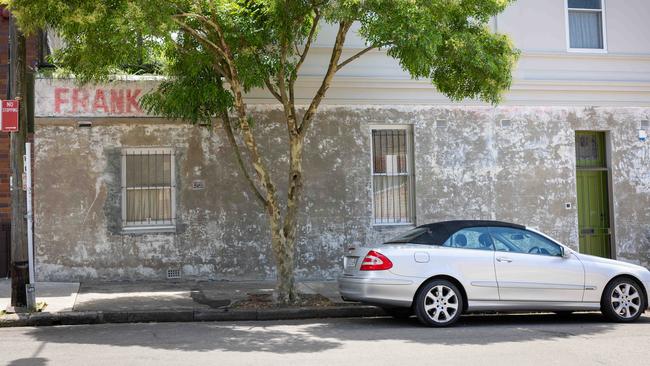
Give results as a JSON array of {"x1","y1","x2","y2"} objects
[
  {"x1": 423, "y1": 284, "x2": 459, "y2": 323},
  {"x1": 611, "y1": 283, "x2": 642, "y2": 319}
]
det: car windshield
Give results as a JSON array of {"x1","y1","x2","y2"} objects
[{"x1": 384, "y1": 227, "x2": 429, "y2": 244}]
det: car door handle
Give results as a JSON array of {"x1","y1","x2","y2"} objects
[{"x1": 496, "y1": 257, "x2": 513, "y2": 263}]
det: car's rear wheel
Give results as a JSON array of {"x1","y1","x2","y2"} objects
[
  {"x1": 601, "y1": 277, "x2": 646, "y2": 322},
  {"x1": 382, "y1": 307, "x2": 412, "y2": 320},
  {"x1": 414, "y1": 279, "x2": 463, "y2": 327}
]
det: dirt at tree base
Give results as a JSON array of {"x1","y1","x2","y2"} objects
[{"x1": 230, "y1": 293, "x2": 337, "y2": 309}]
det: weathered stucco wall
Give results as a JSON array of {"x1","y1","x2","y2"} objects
[{"x1": 33, "y1": 105, "x2": 650, "y2": 281}]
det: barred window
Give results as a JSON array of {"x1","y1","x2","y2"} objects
[
  {"x1": 371, "y1": 127, "x2": 414, "y2": 224},
  {"x1": 121, "y1": 148, "x2": 176, "y2": 232}
]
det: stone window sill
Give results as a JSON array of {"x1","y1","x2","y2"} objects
[{"x1": 122, "y1": 225, "x2": 176, "y2": 235}]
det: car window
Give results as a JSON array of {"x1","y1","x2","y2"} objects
[
  {"x1": 442, "y1": 227, "x2": 493, "y2": 251},
  {"x1": 488, "y1": 227, "x2": 562, "y2": 256},
  {"x1": 384, "y1": 227, "x2": 429, "y2": 244}
]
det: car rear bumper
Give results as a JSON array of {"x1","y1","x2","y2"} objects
[{"x1": 338, "y1": 275, "x2": 416, "y2": 308}]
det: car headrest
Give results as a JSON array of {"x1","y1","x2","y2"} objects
[
  {"x1": 478, "y1": 233, "x2": 493, "y2": 248},
  {"x1": 454, "y1": 234, "x2": 467, "y2": 247}
]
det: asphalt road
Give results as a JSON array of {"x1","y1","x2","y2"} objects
[{"x1": 1, "y1": 313, "x2": 649, "y2": 366}]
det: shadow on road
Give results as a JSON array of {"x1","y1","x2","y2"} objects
[{"x1": 17, "y1": 313, "x2": 649, "y2": 356}]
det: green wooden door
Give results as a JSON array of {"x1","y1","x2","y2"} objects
[
  {"x1": 575, "y1": 131, "x2": 611, "y2": 258},
  {"x1": 576, "y1": 170, "x2": 610, "y2": 257}
]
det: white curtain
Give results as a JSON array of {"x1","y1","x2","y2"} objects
[
  {"x1": 569, "y1": 11, "x2": 603, "y2": 49},
  {"x1": 127, "y1": 188, "x2": 172, "y2": 223}
]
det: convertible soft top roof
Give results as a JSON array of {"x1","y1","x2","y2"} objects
[{"x1": 388, "y1": 220, "x2": 525, "y2": 246}]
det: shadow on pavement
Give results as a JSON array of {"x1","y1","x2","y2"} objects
[
  {"x1": 18, "y1": 312, "x2": 649, "y2": 355},
  {"x1": 7, "y1": 358, "x2": 48, "y2": 366},
  {"x1": 72, "y1": 281, "x2": 270, "y2": 311}
]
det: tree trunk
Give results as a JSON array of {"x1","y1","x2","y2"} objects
[
  {"x1": 270, "y1": 22, "x2": 351, "y2": 303},
  {"x1": 270, "y1": 139, "x2": 303, "y2": 304},
  {"x1": 270, "y1": 225, "x2": 295, "y2": 303}
]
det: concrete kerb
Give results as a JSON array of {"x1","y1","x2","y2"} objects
[{"x1": 0, "y1": 305, "x2": 385, "y2": 327}]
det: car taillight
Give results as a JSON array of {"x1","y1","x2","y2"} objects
[{"x1": 360, "y1": 250, "x2": 393, "y2": 271}]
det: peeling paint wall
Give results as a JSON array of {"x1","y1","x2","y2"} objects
[{"x1": 33, "y1": 105, "x2": 650, "y2": 281}]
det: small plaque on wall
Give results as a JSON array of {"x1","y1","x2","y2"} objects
[{"x1": 192, "y1": 179, "x2": 206, "y2": 190}]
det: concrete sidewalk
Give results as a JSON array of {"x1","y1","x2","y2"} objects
[
  {"x1": 0, "y1": 279, "x2": 80, "y2": 312},
  {"x1": 72, "y1": 280, "x2": 347, "y2": 311},
  {"x1": 0, "y1": 279, "x2": 383, "y2": 327}
]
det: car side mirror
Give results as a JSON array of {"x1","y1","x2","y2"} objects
[{"x1": 560, "y1": 247, "x2": 571, "y2": 258}]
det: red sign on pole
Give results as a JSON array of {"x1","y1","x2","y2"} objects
[{"x1": 0, "y1": 100, "x2": 19, "y2": 132}]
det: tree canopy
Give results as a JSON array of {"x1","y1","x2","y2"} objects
[{"x1": 10, "y1": 0, "x2": 518, "y2": 121}]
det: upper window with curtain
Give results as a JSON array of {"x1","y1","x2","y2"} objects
[{"x1": 567, "y1": 0, "x2": 605, "y2": 50}]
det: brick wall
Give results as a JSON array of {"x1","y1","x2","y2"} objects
[{"x1": 0, "y1": 9, "x2": 40, "y2": 224}]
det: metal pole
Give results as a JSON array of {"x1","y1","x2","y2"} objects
[
  {"x1": 24, "y1": 142, "x2": 35, "y2": 309},
  {"x1": 25, "y1": 143, "x2": 34, "y2": 283}
]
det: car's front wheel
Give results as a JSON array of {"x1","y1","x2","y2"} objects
[
  {"x1": 414, "y1": 279, "x2": 463, "y2": 327},
  {"x1": 601, "y1": 277, "x2": 646, "y2": 322}
]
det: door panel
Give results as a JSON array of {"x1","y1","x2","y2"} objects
[
  {"x1": 489, "y1": 227, "x2": 584, "y2": 302},
  {"x1": 577, "y1": 170, "x2": 611, "y2": 258},
  {"x1": 494, "y1": 253, "x2": 585, "y2": 302},
  {"x1": 432, "y1": 246, "x2": 500, "y2": 301}
]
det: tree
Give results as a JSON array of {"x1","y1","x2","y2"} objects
[{"x1": 7, "y1": 0, "x2": 519, "y2": 303}]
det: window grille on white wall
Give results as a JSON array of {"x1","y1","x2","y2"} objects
[
  {"x1": 121, "y1": 148, "x2": 176, "y2": 232},
  {"x1": 371, "y1": 127, "x2": 414, "y2": 225}
]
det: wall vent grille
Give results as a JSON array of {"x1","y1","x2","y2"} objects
[
  {"x1": 436, "y1": 119, "x2": 448, "y2": 128},
  {"x1": 166, "y1": 268, "x2": 181, "y2": 279}
]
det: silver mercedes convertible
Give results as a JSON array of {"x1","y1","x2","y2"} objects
[{"x1": 339, "y1": 220, "x2": 650, "y2": 327}]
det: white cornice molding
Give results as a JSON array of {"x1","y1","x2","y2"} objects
[
  {"x1": 244, "y1": 76, "x2": 650, "y2": 106},
  {"x1": 310, "y1": 46, "x2": 650, "y2": 61},
  {"x1": 288, "y1": 76, "x2": 650, "y2": 92},
  {"x1": 521, "y1": 51, "x2": 650, "y2": 62}
]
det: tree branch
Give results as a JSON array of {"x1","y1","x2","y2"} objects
[
  {"x1": 277, "y1": 40, "x2": 298, "y2": 134},
  {"x1": 175, "y1": 12, "x2": 239, "y2": 86},
  {"x1": 172, "y1": 17, "x2": 230, "y2": 66},
  {"x1": 294, "y1": 41, "x2": 302, "y2": 58},
  {"x1": 298, "y1": 21, "x2": 352, "y2": 136},
  {"x1": 175, "y1": 12, "x2": 225, "y2": 40},
  {"x1": 264, "y1": 79, "x2": 283, "y2": 102},
  {"x1": 219, "y1": 110, "x2": 268, "y2": 207},
  {"x1": 291, "y1": 11, "x2": 320, "y2": 84},
  {"x1": 200, "y1": 14, "x2": 282, "y2": 223},
  {"x1": 336, "y1": 45, "x2": 376, "y2": 71},
  {"x1": 253, "y1": 53, "x2": 283, "y2": 102},
  {"x1": 288, "y1": 11, "x2": 320, "y2": 120}
]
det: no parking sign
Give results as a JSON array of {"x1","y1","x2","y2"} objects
[{"x1": 0, "y1": 100, "x2": 19, "y2": 132}]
